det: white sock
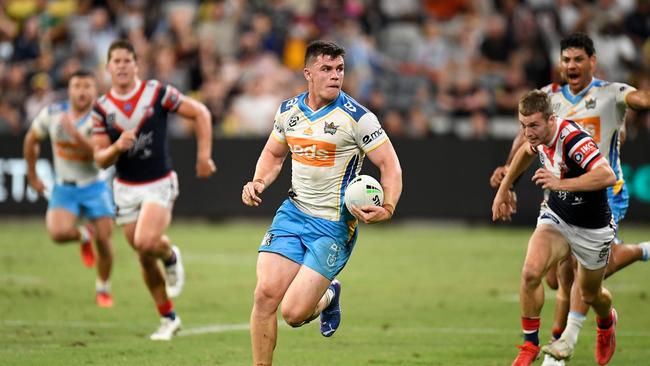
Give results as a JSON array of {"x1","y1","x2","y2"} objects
[
  {"x1": 561, "y1": 311, "x2": 586, "y2": 348},
  {"x1": 96, "y1": 279, "x2": 111, "y2": 293},
  {"x1": 322, "y1": 288, "x2": 335, "y2": 308},
  {"x1": 79, "y1": 226, "x2": 90, "y2": 243},
  {"x1": 640, "y1": 241, "x2": 650, "y2": 261}
]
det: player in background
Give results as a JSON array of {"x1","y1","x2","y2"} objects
[
  {"x1": 241, "y1": 40, "x2": 402, "y2": 366},
  {"x1": 23, "y1": 70, "x2": 115, "y2": 308},
  {"x1": 92, "y1": 40, "x2": 216, "y2": 340},
  {"x1": 490, "y1": 33, "x2": 650, "y2": 365},
  {"x1": 493, "y1": 90, "x2": 618, "y2": 366}
]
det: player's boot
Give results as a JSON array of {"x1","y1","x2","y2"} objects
[
  {"x1": 511, "y1": 341, "x2": 540, "y2": 366},
  {"x1": 595, "y1": 308, "x2": 617, "y2": 365},
  {"x1": 541, "y1": 339, "x2": 573, "y2": 361},
  {"x1": 320, "y1": 279, "x2": 341, "y2": 337},
  {"x1": 96, "y1": 291, "x2": 114, "y2": 308},
  {"x1": 80, "y1": 224, "x2": 96, "y2": 268},
  {"x1": 164, "y1": 245, "x2": 185, "y2": 298},
  {"x1": 150, "y1": 316, "x2": 182, "y2": 341}
]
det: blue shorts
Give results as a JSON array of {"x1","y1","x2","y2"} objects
[
  {"x1": 608, "y1": 183, "x2": 629, "y2": 243},
  {"x1": 259, "y1": 199, "x2": 358, "y2": 280},
  {"x1": 49, "y1": 180, "x2": 115, "y2": 219}
]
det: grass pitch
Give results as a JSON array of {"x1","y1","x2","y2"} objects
[{"x1": 1, "y1": 219, "x2": 649, "y2": 365}]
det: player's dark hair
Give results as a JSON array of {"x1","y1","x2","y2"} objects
[
  {"x1": 107, "y1": 39, "x2": 137, "y2": 62},
  {"x1": 519, "y1": 90, "x2": 552, "y2": 119},
  {"x1": 560, "y1": 33, "x2": 595, "y2": 57},
  {"x1": 69, "y1": 69, "x2": 95, "y2": 81},
  {"x1": 304, "y1": 40, "x2": 345, "y2": 66}
]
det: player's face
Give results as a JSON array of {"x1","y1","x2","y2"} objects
[
  {"x1": 68, "y1": 76, "x2": 97, "y2": 111},
  {"x1": 107, "y1": 48, "x2": 138, "y2": 89},
  {"x1": 305, "y1": 54, "x2": 344, "y2": 102},
  {"x1": 519, "y1": 112, "x2": 553, "y2": 146},
  {"x1": 559, "y1": 48, "x2": 595, "y2": 93}
]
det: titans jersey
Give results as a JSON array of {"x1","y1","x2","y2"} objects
[
  {"x1": 30, "y1": 101, "x2": 99, "y2": 183},
  {"x1": 272, "y1": 91, "x2": 388, "y2": 221},
  {"x1": 542, "y1": 78, "x2": 636, "y2": 194},
  {"x1": 530, "y1": 118, "x2": 611, "y2": 228},
  {"x1": 91, "y1": 79, "x2": 182, "y2": 182}
]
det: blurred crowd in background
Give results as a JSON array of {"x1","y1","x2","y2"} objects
[{"x1": 0, "y1": 0, "x2": 649, "y2": 140}]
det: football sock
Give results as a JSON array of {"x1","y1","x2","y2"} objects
[
  {"x1": 96, "y1": 279, "x2": 110, "y2": 294},
  {"x1": 163, "y1": 249, "x2": 177, "y2": 267},
  {"x1": 521, "y1": 317, "x2": 540, "y2": 345},
  {"x1": 551, "y1": 326, "x2": 564, "y2": 341},
  {"x1": 639, "y1": 241, "x2": 650, "y2": 261},
  {"x1": 561, "y1": 311, "x2": 586, "y2": 348},
  {"x1": 157, "y1": 299, "x2": 176, "y2": 320},
  {"x1": 323, "y1": 286, "x2": 335, "y2": 308},
  {"x1": 79, "y1": 226, "x2": 90, "y2": 243},
  {"x1": 596, "y1": 310, "x2": 614, "y2": 329}
]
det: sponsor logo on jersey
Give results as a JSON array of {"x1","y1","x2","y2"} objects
[
  {"x1": 289, "y1": 115, "x2": 299, "y2": 127},
  {"x1": 303, "y1": 126, "x2": 313, "y2": 135},
  {"x1": 286, "y1": 137, "x2": 336, "y2": 167},
  {"x1": 343, "y1": 101, "x2": 357, "y2": 113},
  {"x1": 323, "y1": 121, "x2": 338, "y2": 135},
  {"x1": 579, "y1": 141, "x2": 597, "y2": 155},
  {"x1": 559, "y1": 128, "x2": 569, "y2": 140},
  {"x1": 575, "y1": 152, "x2": 583, "y2": 163},
  {"x1": 585, "y1": 98, "x2": 596, "y2": 110},
  {"x1": 362, "y1": 127, "x2": 384, "y2": 145}
]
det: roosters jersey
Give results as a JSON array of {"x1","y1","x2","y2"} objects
[
  {"x1": 272, "y1": 91, "x2": 388, "y2": 221},
  {"x1": 530, "y1": 118, "x2": 611, "y2": 228},
  {"x1": 542, "y1": 78, "x2": 636, "y2": 194},
  {"x1": 30, "y1": 101, "x2": 99, "y2": 183},
  {"x1": 91, "y1": 79, "x2": 182, "y2": 182}
]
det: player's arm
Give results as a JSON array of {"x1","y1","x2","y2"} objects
[
  {"x1": 532, "y1": 159, "x2": 615, "y2": 192},
  {"x1": 23, "y1": 129, "x2": 45, "y2": 194},
  {"x1": 242, "y1": 135, "x2": 289, "y2": 207},
  {"x1": 174, "y1": 96, "x2": 216, "y2": 178},
  {"x1": 490, "y1": 130, "x2": 526, "y2": 188},
  {"x1": 625, "y1": 89, "x2": 650, "y2": 110},
  {"x1": 59, "y1": 113, "x2": 94, "y2": 155},
  {"x1": 350, "y1": 140, "x2": 402, "y2": 224},
  {"x1": 92, "y1": 130, "x2": 136, "y2": 168},
  {"x1": 492, "y1": 142, "x2": 536, "y2": 221}
]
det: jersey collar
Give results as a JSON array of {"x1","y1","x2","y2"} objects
[
  {"x1": 561, "y1": 78, "x2": 596, "y2": 105},
  {"x1": 298, "y1": 92, "x2": 341, "y2": 122}
]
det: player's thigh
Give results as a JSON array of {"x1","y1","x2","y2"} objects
[
  {"x1": 45, "y1": 208, "x2": 78, "y2": 236},
  {"x1": 255, "y1": 251, "x2": 301, "y2": 304},
  {"x1": 576, "y1": 262, "x2": 607, "y2": 298},
  {"x1": 525, "y1": 225, "x2": 570, "y2": 276},
  {"x1": 282, "y1": 264, "x2": 332, "y2": 314},
  {"x1": 122, "y1": 222, "x2": 137, "y2": 248},
  {"x1": 133, "y1": 202, "x2": 171, "y2": 249},
  {"x1": 80, "y1": 181, "x2": 115, "y2": 221}
]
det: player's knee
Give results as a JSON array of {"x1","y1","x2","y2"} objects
[
  {"x1": 521, "y1": 265, "x2": 543, "y2": 288},
  {"x1": 253, "y1": 285, "x2": 282, "y2": 313},
  {"x1": 94, "y1": 238, "x2": 112, "y2": 257},
  {"x1": 48, "y1": 227, "x2": 76, "y2": 243},
  {"x1": 133, "y1": 235, "x2": 159, "y2": 255},
  {"x1": 281, "y1": 307, "x2": 308, "y2": 328}
]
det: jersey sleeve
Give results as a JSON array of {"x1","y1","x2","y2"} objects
[
  {"x1": 270, "y1": 106, "x2": 286, "y2": 144},
  {"x1": 160, "y1": 84, "x2": 183, "y2": 112},
  {"x1": 91, "y1": 100, "x2": 108, "y2": 135},
  {"x1": 29, "y1": 106, "x2": 51, "y2": 140},
  {"x1": 354, "y1": 111, "x2": 388, "y2": 153},
  {"x1": 565, "y1": 131, "x2": 605, "y2": 171},
  {"x1": 613, "y1": 82, "x2": 636, "y2": 109}
]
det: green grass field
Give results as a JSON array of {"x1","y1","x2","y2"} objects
[{"x1": 1, "y1": 219, "x2": 649, "y2": 365}]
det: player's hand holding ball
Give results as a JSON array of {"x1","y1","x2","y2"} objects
[{"x1": 345, "y1": 175, "x2": 393, "y2": 224}]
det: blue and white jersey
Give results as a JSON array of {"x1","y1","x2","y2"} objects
[
  {"x1": 30, "y1": 101, "x2": 99, "y2": 184},
  {"x1": 530, "y1": 118, "x2": 611, "y2": 229},
  {"x1": 542, "y1": 78, "x2": 636, "y2": 196},
  {"x1": 91, "y1": 79, "x2": 182, "y2": 183},
  {"x1": 272, "y1": 91, "x2": 388, "y2": 221}
]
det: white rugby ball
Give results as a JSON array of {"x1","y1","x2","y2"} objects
[{"x1": 344, "y1": 175, "x2": 384, "y2": 211}]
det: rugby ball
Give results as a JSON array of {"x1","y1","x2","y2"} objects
[{"x1": 344, "y1": 175, "x2": 384, "y2": 211}]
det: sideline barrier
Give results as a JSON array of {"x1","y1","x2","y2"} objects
[{"x1": 1, "y1": 136, "x2": 649, "y2": 224}]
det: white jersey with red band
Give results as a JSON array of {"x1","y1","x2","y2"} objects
[{"x1": 272, "y1": 91, "x2": 388, "y2": 221}]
